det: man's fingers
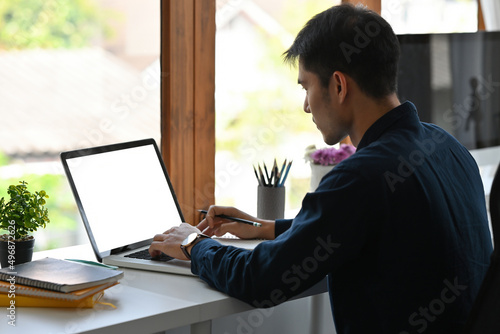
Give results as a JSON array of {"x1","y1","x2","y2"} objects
[
  {"x1": 149, "y1": 233, "x2": 174, "y2": 256},
  {"x1": 213, "y1": 221, "x2": 240, "y2": 237},
  {"x1": 153, "y1": 233, "x2": 167, "y2": 241},
  {"x1": 197, "y1": 218, "x2": 209, "y2": 231},
  {"x1": 148, "y1": 240, "x2": 164, "y2": 257},
  {"x1": 200, "y1": 224, "x2": 215, "y2": 237}
]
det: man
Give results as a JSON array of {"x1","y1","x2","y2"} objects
[{"x1": 149, "y1": 4, "x2": 493, "y2": 333}]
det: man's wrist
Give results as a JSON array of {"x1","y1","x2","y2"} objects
[
  {"x1": 258, "y1": 220, "x2": 276, "y2": 240},
  {"x1": 186, "y1": 241, "x2": 199, "y2": 258},
  {"x1": 180, "y1": 233, "x2": 210, "y2": 259}
]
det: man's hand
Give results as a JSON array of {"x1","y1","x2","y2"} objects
[
  {"x1": 198, "y1": 206, "x2": 275, "y2": 240},
  {"x1": 148, "y1": 223, "x2": 200, "y2": 261}
]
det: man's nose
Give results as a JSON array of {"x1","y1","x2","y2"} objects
[{"x1": 303, "y1": 97, "x2": 311, "y2": 113}]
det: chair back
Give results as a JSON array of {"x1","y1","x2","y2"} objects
[
  {"x1": 462, "y1": 163, "x2": 500, "y2": 333},
  {"x1": 491, "y1": 164, "x2": 500, "y2": 248}
]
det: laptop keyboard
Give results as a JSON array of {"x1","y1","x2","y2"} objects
[{"x1": 125, "y1": 249, "x2": 173, "y2": 262}]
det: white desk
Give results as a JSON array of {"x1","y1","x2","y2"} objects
[{"x1": 1, "y1": 244, "x2": 333, "y2": 334}]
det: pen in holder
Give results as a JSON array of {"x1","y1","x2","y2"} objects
[
  {"x1": 254, "y1": 159, "x2": 292, "y2": 220},
  {"x1": 257, "y1": 185, "x2": 285, "y2": 219}
]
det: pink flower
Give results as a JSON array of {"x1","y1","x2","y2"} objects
[{"x1": 308, "y1": 144, "x2": 356, "y2": 166}]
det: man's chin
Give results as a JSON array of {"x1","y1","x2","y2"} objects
[
  {"x1": 323, "y1": 134, "x2": 347, "y2": 146},
  {"x1": 323, "y1": 138, "x2": 338, "y2": 146}
]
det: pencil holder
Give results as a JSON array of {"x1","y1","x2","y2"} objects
[{"x1": 257, "y1": 185, "x2": 285, "y2": 220}]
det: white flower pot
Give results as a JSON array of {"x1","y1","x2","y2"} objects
[{"x1": 310, "y1": 164, "x2": 335, "y2": 191}]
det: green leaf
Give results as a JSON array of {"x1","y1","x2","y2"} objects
[{"x1": 0, "y1": 180, "x2": 50, "y2": 238}]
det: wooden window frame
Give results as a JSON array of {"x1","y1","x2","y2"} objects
[
  {"x1": 161, "y1": 0, "x2": 215, "y2": 225},
  {"x1": 478, "y1": 0, "x2": 486, "y2": 31}
]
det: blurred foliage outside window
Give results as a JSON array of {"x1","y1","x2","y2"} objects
[{"x1": 0, "y1": 0, "x2": 111, "y2": 50}]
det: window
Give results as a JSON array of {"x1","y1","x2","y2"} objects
[
  {"x1": 0, "y1": 0, "x2": 160, "y2": 250},
  {"x1": 382, "y1": 0, "x2": 478, "y2": 34},
  {"x1": 214, "y1": 0, "x2": 340, "y2": 216}
]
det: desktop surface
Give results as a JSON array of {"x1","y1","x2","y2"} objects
[{"x1": 2, "y1": 244, "x2": 330, "y2": 334}]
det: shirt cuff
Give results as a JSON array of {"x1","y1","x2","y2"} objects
[{"x1": 189, "y1": 238, "x2": 220, "y2": 275}]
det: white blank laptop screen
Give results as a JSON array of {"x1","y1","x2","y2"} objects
[{"x1": 65, "y1": 144, "x2": 183, "y2": 252}]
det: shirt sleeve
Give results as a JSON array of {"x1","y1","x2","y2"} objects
[
  {"x1": 190, "y1": 167, "x2": 379, "y2": 308},
  {"x1": 275, "y1": 219, "x2": 293, "y2": 237}
]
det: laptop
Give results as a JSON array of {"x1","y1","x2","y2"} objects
[{"x1": 60, "y1": 138, "x2": 261, "y2": 276}]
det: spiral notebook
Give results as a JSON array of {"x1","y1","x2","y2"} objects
[{"x1": 0, "y1": 257, "x2": 123, "y2": 293}]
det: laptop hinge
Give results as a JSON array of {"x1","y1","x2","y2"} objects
[{"x1": 110, "y1": 239, "x2": 152, "y2": 255}]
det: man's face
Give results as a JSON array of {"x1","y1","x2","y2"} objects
[{"x1": 298, "y1": 62, "x2": 348, "y2": 145}]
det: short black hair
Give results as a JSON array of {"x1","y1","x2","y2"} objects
[{"x1": 283, "y1": 3, "x2": 400, "y2": 99}]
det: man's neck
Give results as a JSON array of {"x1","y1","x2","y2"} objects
[{"x1": 348, "y1": 94, "x2": 400, "y2": 147}]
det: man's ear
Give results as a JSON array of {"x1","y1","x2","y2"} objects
[{"x1": 331, "y1": 71, "x2": 348, "y2": 103}]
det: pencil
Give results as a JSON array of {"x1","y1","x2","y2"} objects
[
  {"x1": 279, "y1": 159, "x2": 287, "y2": 181},
  {"x1": 279, "y1": 160, "x2": 292, "y2": 187},
  {"x1": 198, "y1": 210, "x2": 262, "y2": 227},
  {"x1": 263, "y1": 163, "x2": 271, "y2": 184},
  {"x1": 257, "y1": 164, "x2": 267, "y2": 187},
  {"x1": 253, "y1": 165, "x2": 263, "y2": 186}
]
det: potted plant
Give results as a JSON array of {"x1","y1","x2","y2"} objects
[
  {"x1": 305, "y1": 144, "x2": 356, "y2": 191},
  {"x1": 0, "y1": 181, "x2": 50, "y2": 268}
]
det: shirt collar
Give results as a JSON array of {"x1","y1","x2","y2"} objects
[{"x1": 357, "y1": 101, "x2": 418, "y2": 150}]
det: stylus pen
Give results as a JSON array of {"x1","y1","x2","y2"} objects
[{"x1": 198, "y1": 210, "x2": 262, "y2": 227}]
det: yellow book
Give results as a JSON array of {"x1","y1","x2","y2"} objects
[
  {"x1": 0, "y1": 290, "x2": 105, "y2": 308},
  {"x1": 0, "y1": 280, "x2": 117, "y2": 301}
]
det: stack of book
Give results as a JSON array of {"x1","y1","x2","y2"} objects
[{"x1": 0, "y1": 257, "x2": 124, "y2": 308}]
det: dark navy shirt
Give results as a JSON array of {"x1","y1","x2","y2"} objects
[{"x1": 191, "y1": 101, "x2": 493, "y2": 334}]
